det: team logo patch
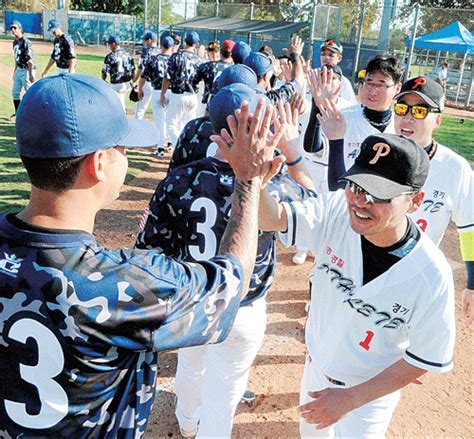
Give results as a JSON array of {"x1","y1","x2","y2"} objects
[
  {"x1": 369, "y1": 143, "x2": 390, "y2": 164},
  {"x1": 0, "y1": 252, "x2": 23, "y2": 277},
  {"x1": 412, "y1": 77, "x2": 427, "y2": 90}
]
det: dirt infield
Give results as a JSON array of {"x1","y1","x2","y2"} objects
[{"x1": 93, "y1": 151, "x2": 471, "y2": 438}]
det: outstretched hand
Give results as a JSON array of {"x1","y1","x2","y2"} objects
[
  {"x1": 210, "y1": 98, "x2": 287, "y2": 182},
  {"x1": 308, "y1": 67, "x2": 341, "y2": 108},
  {"x1": 316, "y1": 98, "x2": 346, "y2": 140}
]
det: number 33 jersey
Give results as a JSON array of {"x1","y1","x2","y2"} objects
[{"x1": 280, "y1": 190, "x2": 456, "y2": 385}]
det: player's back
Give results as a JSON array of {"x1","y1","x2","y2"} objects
[{"x1": 0, "y1": 214, "x2": 166, "y2": 436}]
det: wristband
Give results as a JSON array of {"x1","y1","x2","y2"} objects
[
  {"x1": 286, "y1": 156, "x2": 303, "y2": 167},
  {"x1": 289, "y1": 53, "x2": 300, "y2": 63}
]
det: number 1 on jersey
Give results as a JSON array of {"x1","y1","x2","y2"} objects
[{"x1": 359, "y1": 330, "x2": 374, "y2": 351}]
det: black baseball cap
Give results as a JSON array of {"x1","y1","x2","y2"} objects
[
  {"x1": 395, "y1": 76, "x2": 445, "y2": 111},
  {"x1": 340, "y1": 133, "x2": 429, "y2": 200}
]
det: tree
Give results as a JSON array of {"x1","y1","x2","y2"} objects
[{"x1": 70, "y1": 0, "x2": 144, "y2": 16}]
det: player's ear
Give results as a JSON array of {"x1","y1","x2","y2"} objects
[
  {"x1": 408, "y1": 190, "x2": 425, "y2": 213},
  {"x1": 394, "y1": 82, "x2": 402, "y2": 94},
  {"x1": 434, "y1": 113, "x2": 442, "y2": 129},
  {"x1": 84, "y1": 150, "x2": 108, "y2": 182}
]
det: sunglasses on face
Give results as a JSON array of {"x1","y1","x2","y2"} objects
[
  {"x1": 347, "y1": 181, "x2": 391, "y2": 204},
  {"x1": 394, "y1": 102, "x2": 440, "y2": 120}
]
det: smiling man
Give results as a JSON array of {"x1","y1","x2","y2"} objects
[
  {"x1": 394, "y1": 76, "x2": 474, "y2": 325},
  {"x1": 253, "y1": 132, "x2": 455, "y2": 437}
]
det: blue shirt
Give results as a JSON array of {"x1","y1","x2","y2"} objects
[{"x1": 0, "y1": 214, "x2": 243, "y2": 436}]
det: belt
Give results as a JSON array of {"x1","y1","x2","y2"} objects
[{"x1": 325, "y1": 375, "x2": 346, "y2": 386}]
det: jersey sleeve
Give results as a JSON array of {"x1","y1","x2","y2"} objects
[
  {"x1": 451, "y1": 157, "x2": 474, "y2": 233},
  {"x1": 266, "y1": 80, "x2": 298, "y2": 104},
  {"x1": 101, "y1": 55, "x2": 109, "y2": 74},
  {"x1": 166, "y1": 54, "x2": 176, "y2": 80},
  {"x1": 404, "y1": 269, "x2": 455, "y2": 373},
  {"x1": 25, "y1": 39, "x2": 33, "y2": 62},
  {"x1": 65, "y1": 36, "x2": 76, "y2": 59}
]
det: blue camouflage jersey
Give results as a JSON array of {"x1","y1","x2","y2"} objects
[
  {"x1": 0, "y1": 214, "x2": 243, "y2": 437},
  {"x1": 102, "y1": 48, "x2": 135, "y2": 84},
  {"x1": 195, "y1": 60, "x2": 232, "y2": 103},
  {"x1": 51, "y1": 34, "x2": 76, "y2": 69},
  {"x1": 141, "y1": 49, "x2": 169, "y2": 91},
  {"x1": 169, "y1": 116, "x2": 214, "y2": 172},
  {"x1": 261, "y1": 80, "x2": 299, "y2": 104},
  {"x1": 13, "y1": 37, "x2": 34, "y2": 69},
  {"x1": 136, "y1": 157, "x2": 316, "y2": 306},
  {"x1": 138, "y1": 46, "x2": 151, "y2": 70},
  {"x1": 167, "y1": 49, "x2": 202, "y2": 94}
]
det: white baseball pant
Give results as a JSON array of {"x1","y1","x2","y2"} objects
[
  {"x1": 151, "y1": 89, "x2": 167, "y2": 148},
  {"x1": 110, "y1": 81, "x2": 131, "y2": 112},
  {"x1": 57, "y1": 67, "x2": 69, "y2": 74},
  {"x1": 175, "y1": 297, "x2": 266, "y2": 438},
  {"x1": 166, "y1": 91, "x2": 198, "y2": 148},
  {"x1": 135, "y1": 80, "x2": 153, "y2": 119},
  {"x1": 12, "y1": 68, "x2": 32, "y2": 100},
  {"x1": 300, "y1": 356, "x2": 400, "y2": 438}
]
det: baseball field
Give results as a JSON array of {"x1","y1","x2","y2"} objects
[{"x1": 0, "y1": 38, "x2": 472, "y2": 437}]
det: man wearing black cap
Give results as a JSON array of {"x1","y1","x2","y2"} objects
[
  {"x1": 245, "y1": 132, "x2": 455, "y2": 436},
  {"x1": 10, "y1": 20, "x2": 35, "y2": 119},
  {"x1": 101, "y1": 34, "x2": 135, "y2": 112},
  {"x1": 161, "y1": 30, "x2": 202, "y2": 150},
  {"x1": 394, "y1": 76, "x2": 474, "y2": 326},
  {"x1": 0, "y1": 73, "x2": 281, "y2": 436}
]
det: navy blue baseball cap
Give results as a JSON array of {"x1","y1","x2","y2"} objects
[
  {"x1": 10, "y1": 20, "x2": 22, "y2": 29},
  {"x1": 47, "y1": 19, "x2": 60, "y2": 32},
  {"x1": 215, "y1": 64, "x2": 258, "y2": 91},
  {"x1": 244, "y1": 52, "x2": 274, "y2": 77},
  {"x1": 185, "y1": 31, "x2": 200, "y2": 46},
  {"x1": 16, "y1": 74, "x2": 158, "y2": 158},
  {"x1": 161, "y1": 36, "x2": 174, "y2": 49},
  {"x1": 209, "y1": 83, "x2": 268, "y2": 134},
  {"x1": 144, "y1": 31, "x2": 157, "y2": 41},
  {"x1": 108, "y1": 34, "x2": 121, "y2": 45},
  {"x1": 232, "y1": 42, "x2": 251, "y2": 64}
]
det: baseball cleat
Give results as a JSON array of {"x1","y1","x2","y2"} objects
[
  {"x1": 292, "y1": 250, "x2": 308, "y2": 265},
  {"x1": 155, "y1": 148, "x2": 165, "y2": 157},
  {"x1": 240, "y1": 390, "x2": 256, "y2": 404}
]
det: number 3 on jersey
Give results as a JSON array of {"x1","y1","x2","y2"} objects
[
  {"x1": 188, "y1": 198, "x2": 218, "y2": 260},
  {"x1": 5, "y1": 318, "x2": 68, "y2": 429}
]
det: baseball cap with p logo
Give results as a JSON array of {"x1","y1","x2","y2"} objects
[
  {"x1": 340, "y1": 133, "x2": 429, "y2": 200},
  {"x1": 395, "y1": 76, "x2": 445, "y2": 111},
  {"x1": 16, "y1": 74, "x2": 158, "y2": 158}
]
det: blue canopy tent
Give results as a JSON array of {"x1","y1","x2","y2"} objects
[{"x1": 406, "y1": 21, "x2": 474, "y2": 104}]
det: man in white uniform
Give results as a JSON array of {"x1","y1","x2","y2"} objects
[
  {"x1": 244, "y1": 132, "x2": 455, "y2": 437},
  {"x1": 319, "y1": 39, "x2": 357, "y2": 105},
  {"x1": 393, "y1": 76, "x2": 474, "y2": 325}
]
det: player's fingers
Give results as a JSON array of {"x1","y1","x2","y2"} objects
[
  {"x1": 249, "y1": 97, "x2": 266, "y2": 135},
  {"x1": 236, "y1": 100, "x2": 250, "y2": 134},
  {"x1": 210, "y1": 135, "x2": 231, "y2": 152},
  {"x1": 220, "y1": 128, "x2": 234, "y2": 145},
  {"x1": 227, "y1": 115, "x2": 238, "y2": 139},
  {"x1": 259, "y1": 104, "x2": 274, "y2": 139}
]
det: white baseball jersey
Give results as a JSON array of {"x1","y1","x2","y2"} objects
[
  {"x1": 410, "y1": 143, "x2": 474, "y2": 245},
  {"x1": 341, "y1": 104, "x2": 396, "y2": 170},
  {"x1": 340, "y1": 75, "x2": 358, "y2": 106},
  {"x1": 279, "y1": 190, "x2": 455, "y2": 385}
]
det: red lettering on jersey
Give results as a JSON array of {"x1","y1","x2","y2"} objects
[
  {"x1": 416, "y1": 218, "x2": 428, "y2": 232},
  {"x1": 359, "y1": 331, "x2": 375, "y2": 351},
  {"x1": 412, "y1": 77, "x2": 427, "y2": 90}
]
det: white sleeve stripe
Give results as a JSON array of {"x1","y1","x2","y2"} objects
[{"x1": 405, "y1": 350, "x2": 452, "y2": 368}]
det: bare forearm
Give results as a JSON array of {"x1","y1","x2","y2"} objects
[
  {"x1": 288, "y1": 162, "x2": 315, "y2": 191},
  {"x1": 44, "y1": 58, "x2": 55, "y2": 73},
  {"x1": 68, "y1": 58, "x2": 76, "y2": 73},
  {"x1": 134, "y1": 68, "x2": 142, "y2": 83},
  {"x1": 219, "y1": 178, "x2": 261, "y2": 294},
  {"x1": 162, "y1": 78, "x2": 170, "y2": 95},
  {"x1": 258, "y1": 188, "x2": 288, "y2": 232},
  {"x1": 347, "y1": 359, "x2": 427, "y2": 410}
]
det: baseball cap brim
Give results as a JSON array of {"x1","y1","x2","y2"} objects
[
  {"x1": 118, "y1": 119, "x2": 159, "y2": 149},
  {"x1": 321, "y1": 45, "x2": 341, "y2": 54},
  {"x1": 394, "y1": 90, "x2": 440, "y2": 109},
  {"x1": 340, "y1": 166, "x2": 415, "y2": 200}
]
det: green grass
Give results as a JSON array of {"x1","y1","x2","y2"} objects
[
  {"x1": 435, "y1": 116, "x2": 474, "y2": 166},
  {"x1": 0, "y1": 80, "x2": 153, "y2": 214}
]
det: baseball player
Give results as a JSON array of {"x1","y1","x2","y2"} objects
[
  {"x1": 136, "y1": 85, "x2": 314, "y2": 437},
  {"x1": 161, "y1": 31, "x2": 202, "y2": 149},
  {"x1": 194, "y1": 39, "x2": 235, "y2": 105},
  {"x1": 9, "y1": 20, "x2": 35, "y2": 119},
  {"x1": 319, "y1": 39, "x2": 357, "y2": 105},
  {"x1": 168, "y1": 64, "x2": 259, "y2": 171},
  {"x1": 101, "y1": 34, "x2": 135, "y2": 112},
  {"x1": 231, "y1": 41, "x2": 251, "y2": 64},
  {"x1": 393, "y1": 77, "x2": 473, "y2": 320},
  {"x1": 0, "y1": 73, "x2": 280, "y2": 435},
  {"x1": 134, "y1": 31, "x2": 158, "y2": 120},
  {"x1": 245, "y1": 132, "x2": 455, "y2": 437},
  {"x1": 139, "y1": 35, "x2": 174, "y2": 157},
  {"x1": 41, "y1": 19, "x2": 76, "y2": 77}
]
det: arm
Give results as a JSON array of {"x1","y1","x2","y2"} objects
[
  {"x1": 138, "y1": 76, "x2": 146, "y2": 100},
  {"x1": 161, "y1": 78, "x2": 170, "y2": 107},
  {"x1": 299, "y1": 359, "x2": 426, "y2": 430},
  {"x1": 288, "y1": 36, "x2": 304, "y2": 90},
  {"x1": 42, "y1": 57, "x2": 55, "y2": 78},
  {"x1": 27, "y1": 59, "x2": 35, "y2": 83},
  {"x1": 258, "y1": 187, "x2": 289, "y2": 233},
  {"x1": 68, "y1": 57, "x2": 76, "y2": 74}
]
